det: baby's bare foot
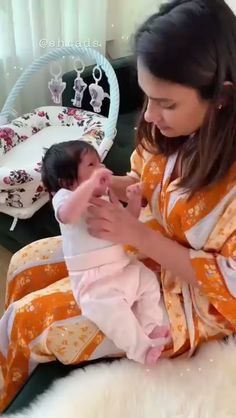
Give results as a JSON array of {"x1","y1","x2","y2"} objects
[
  {"x1": 145, "y1": 346, "x2": 163, "y2": 365},
  {"x1": 149, "y1": 325, "x2": 170, "y2": 339}
]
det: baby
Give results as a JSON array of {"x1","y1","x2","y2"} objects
[{"x1": 41, "y1": 140, "x2": 170, "y2": 365}]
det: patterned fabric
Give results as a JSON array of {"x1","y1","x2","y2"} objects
[
  {"x1": 0, "y1": 106, "x2": 113, "y2": 218},
  {"x1": 0, "y1": 237, "x2": 122, "y2": 413},
  {"x1": 131, "y1": 149, "x2": 236, "y2": 355},
  {"x1": 0, "y1": 149, "x2": 236, "y2": 412}
]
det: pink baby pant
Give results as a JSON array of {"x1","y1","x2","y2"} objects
[{"x1": 67, "y1": 245, "x2": 168, "y2": 364}]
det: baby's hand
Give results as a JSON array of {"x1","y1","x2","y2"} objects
[
  {"x1": 91, "y1": 167, "x2": 113, "y2": 189},
  {"x1": 126, "y1": 183, "x2": 142, "y2": 201},
  {"x1": 126, "y1": 183, "x2": 142, "y2": 218}
]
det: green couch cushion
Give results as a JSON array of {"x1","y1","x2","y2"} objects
[
  {"x1": 104, "y1": 112, "x2": 137, "y2": 175},
  {"x1": 4, "y1": 359, "x2": 117, "y2": 415},
  {"x1": 4, "y1": 362, "x2": 78, "y2": 415}
]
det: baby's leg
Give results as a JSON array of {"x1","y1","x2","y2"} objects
[
  {"x1": 132, "y1": 262, "x2": 170, "y2": 342},
  {"x1": 79, "y1": 282, "x2": 156, "y2": 364}
]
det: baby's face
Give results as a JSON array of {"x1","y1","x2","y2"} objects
[
  {"x1": 77, "y1": 150, "x2": 102, "y2": 182},
  {"x1": 76, "y1": 151, "x2": 107, "y2": 196}
]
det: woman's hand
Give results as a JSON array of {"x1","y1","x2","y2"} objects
[
  {"x1": 87, "y1": 190, "x2": 198, "y2": 287},
  {"x1": 87, "y1": 190, "x2": 144, "y2": 246}
]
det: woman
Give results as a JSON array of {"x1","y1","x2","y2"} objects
[{"x1": 1, "y1": 0, "x2": 236, "y2": 412}]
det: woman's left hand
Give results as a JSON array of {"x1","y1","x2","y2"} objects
[{"x1": 87, "y1": 191, "x2": 143, "y2": 246}]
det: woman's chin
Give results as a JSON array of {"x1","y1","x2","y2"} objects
[{"x1": 159, "y1": 127, "x2": 176, "y2": 137}]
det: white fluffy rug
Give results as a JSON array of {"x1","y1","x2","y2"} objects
[{"x1": 4, "y1": 338, "x2": 236, "y2": 418}]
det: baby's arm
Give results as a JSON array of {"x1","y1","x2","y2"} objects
[
  {"x1": 57, "y1": 168, "x2": 111, "y2": 224},
  {"x1": 126, "y1": 183, "x2": 143, "y2": 218}
]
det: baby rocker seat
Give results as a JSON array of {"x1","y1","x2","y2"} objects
[{"x1": 0, "y1": 47, "x2": 119, "y2": 229}]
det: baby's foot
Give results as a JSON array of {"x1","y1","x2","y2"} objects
[
  {"x1": 145, "y1": 326, "x2": 170, "y2": 365},
  {"x1": 149, "y1": 325, "x2": 170, "y2": 339},
  {"x1": 145, "y1": 346, "x2": 163, "y2": 366}
]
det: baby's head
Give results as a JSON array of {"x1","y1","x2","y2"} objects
[{"x1": 41, "y1": 140, "x2": 101, "y2": 196}]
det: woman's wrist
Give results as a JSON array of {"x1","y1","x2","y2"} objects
[
  {"x1": 130, "y1": 219, "x2": 153, "y2": 249},
  {"x1": 110, "y1": 175, "x2": 137, "y2": 202},
  {"x1": 131, "y1": 222, "x2": 198, "y2": 286}
]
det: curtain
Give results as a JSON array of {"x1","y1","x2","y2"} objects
[
  {"x1": 226, "y1": 0, "x2": 236, "y2": 13},
  {"x1": 0, "y1": 0, "x2": 108, "y2": 115},
  {"x1": 1, "y1": 0, "x2": 234, "y2": 117},
  {"x1": 0, "y1": 0, "x2": 163, "y2": 117}
]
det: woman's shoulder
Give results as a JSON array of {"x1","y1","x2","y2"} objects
[
  {"x1": 130, "y1": 147, "x2": 166, "y2": 180},
  {"x1": 226, "y1": 162, "x2": 236, "y2": 185},
  {"x1": 216, "y1": 162, "x2": 236, "y2": 199},
  {"x1": 181, "y1": 162, "x2": 236, "y2": 224},
  {"x1": 188, "y1": 162, "x2": 236, "y2": 205}
]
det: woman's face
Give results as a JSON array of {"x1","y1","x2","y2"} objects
[{"x1": 137, "y1": 60, "x2": 211, "y2": 137}]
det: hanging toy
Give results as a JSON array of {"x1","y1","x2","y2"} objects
[
  {"x1": 48, "y1": 62, "x2": 66, "y2": 105},
  {"x1": 89, "y1": 65, "x2": 110, "y2": 113},
  {"x1": 71, "y1": 58, "x2": 87, "y2": 108}
]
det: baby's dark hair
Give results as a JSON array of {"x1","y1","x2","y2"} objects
[{"x1": 41, "y1": 140, "x2": 98, "y2": 196}]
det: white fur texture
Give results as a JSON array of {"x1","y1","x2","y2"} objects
[{"x1": 4, "y1": 338, "x2": 236, "y2": 418}]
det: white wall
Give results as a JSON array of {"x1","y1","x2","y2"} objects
[
  {"x1": 226, "y1": 0, "x2": 236, "y2": 14},
  {"x1": 107, "y1": 0, "x2": 236, "y2": 59},
  {"x1": 107, "y1": 0, "x2": 162, "y2": 58}
]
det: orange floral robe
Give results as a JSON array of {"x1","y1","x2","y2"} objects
[{"x1": 0, "y1": 149, "x2": 236, "y2": 412}]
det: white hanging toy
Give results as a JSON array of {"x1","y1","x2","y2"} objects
[
  {"x1": 89, "y1": 65, "x2": 110, "y2": 113},
  {"x1": 48, "y1": 62, "x2": 66, "y2": 104},
  {"x1": 0, "y1": 46, "x2": 119, "y2": 229},
  {"x1": 71, "y1": 58, "x2": 87, "y2": 108}
]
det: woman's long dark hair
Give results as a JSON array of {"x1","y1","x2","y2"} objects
[{"x1": 135, "y1": 0, "x2": 236, "y2": 192}]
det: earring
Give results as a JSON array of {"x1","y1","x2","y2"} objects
[
  {"x1": 218, "y1": 104, "x2": 223, "y2": 110},
  {"x1": 71, "y1": 59, "x2": 87, "y2": 108},
  {"x1": 48, "y1": 62, "x2": 66, "y2": 104}
]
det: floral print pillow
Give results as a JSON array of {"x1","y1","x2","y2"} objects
[{"x1": 0, "y1": 106, "x2": 112, "y2": 214}]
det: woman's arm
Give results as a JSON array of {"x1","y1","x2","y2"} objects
[
  {"x1": 110, "y1": 175, "x2": 138, "y2": 202},
  {"x1": 88, "y1": 195, "x2": 236, "y2": 330},
  {"x1": 87, "y1": 197, "x2": 198, "y2": 286},
  {"x1": 134, "y1": 222, "x2": 198, "y2": 286}
]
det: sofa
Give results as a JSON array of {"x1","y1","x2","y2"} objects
[{"x1": 3, "y1": 56, "x2": 143, "y2": 414}]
